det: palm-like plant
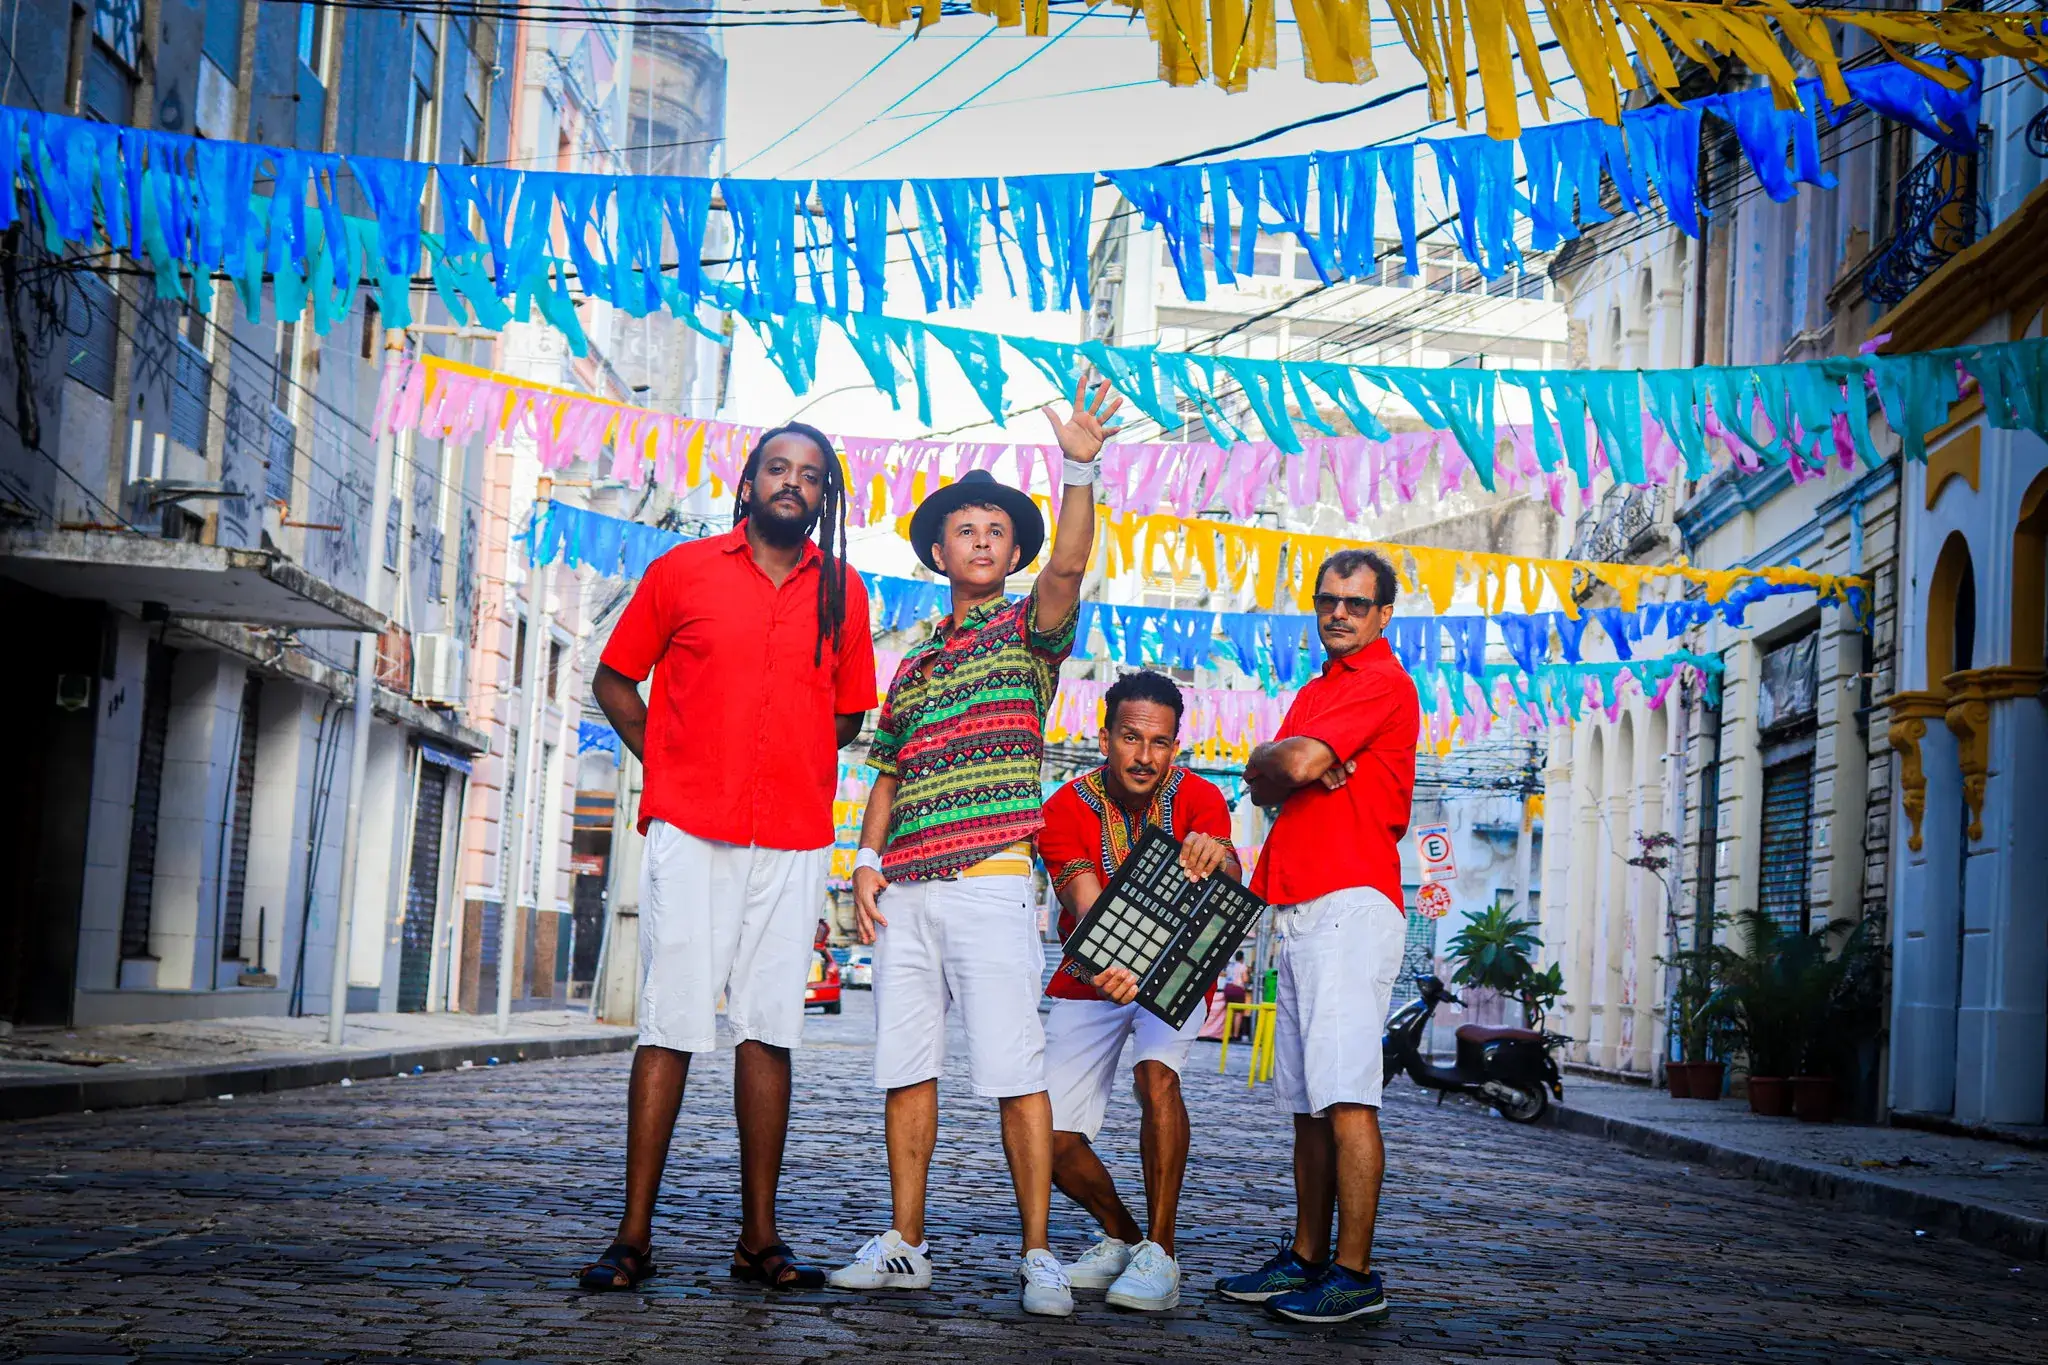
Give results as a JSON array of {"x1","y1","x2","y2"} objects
[
  {"x1": 1448, "y1": 905, "x2": 1558, "y2": 1027},
  {"x1": 1719, "y1": 909, "x2": 1852, "y2": 1077}
]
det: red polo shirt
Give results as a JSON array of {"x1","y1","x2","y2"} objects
[
  {"x1": 1251, "y1": 635, "x2": 1419, "y2": 910},
  {"x1": 599, "y1": 525, "x2": 876, "y2": 848},
  {"x1": 1038, "y1": 767, "x2": 1235, "y2": 1000}
]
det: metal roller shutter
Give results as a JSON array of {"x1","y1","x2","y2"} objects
[
  {"x1": 1758, "y1": 756, "x2": 1814, "y2": 934},
  {"x1": 396, "y1": 764, "x2": 448, "y2": 1012},
  {"x1": 220, "y1": 675, "x2": 260, "y2": 959},
  {"x1": 119, "y1": 643, "x2": 175, "y2": 960}
]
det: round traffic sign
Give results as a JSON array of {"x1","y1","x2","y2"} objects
[
  {"x1": 1417, "y1": 881, "x2": 1453, "y2": 919},
  {"x1": 1419, "y1": 832, "x2": 1453, "y2": 864}
]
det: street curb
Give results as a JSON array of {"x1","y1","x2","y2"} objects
[
  {"x1": 1545, "y1": 1103, "x2": 2048, "y2": 1262},
  {"x1": 0, "y1": 1030, "x2": 639, "y2": 1122}
]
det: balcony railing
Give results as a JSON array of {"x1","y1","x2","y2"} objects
[
  {"x1": 1862, "y1": 134, "x2": 1987, "y2": 309},
  {"x1": 1570, "y1": 483, "x2": 1664, "y2": 566}
]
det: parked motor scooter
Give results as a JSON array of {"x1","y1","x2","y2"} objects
[{"x1": 1382, "y1": 974, "x2": 1567, "y2": 1123}]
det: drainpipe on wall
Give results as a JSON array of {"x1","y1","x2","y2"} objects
[
  {"x1": 325, "y1": 330, "x2": 405, "y2": 1044},
  {"x1": 498, "y1": 483, "x2": 554, "y2": 1035}
]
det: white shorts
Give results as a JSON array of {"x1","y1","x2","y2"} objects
[
  {"x1": 1272, "y1": 886, "x2": 1406, "y2": 1116},
  {"x1": 636, "y1": 821, "x2": 829, "y2": 1054},
  {"x1": 872, "y1": 874, "x2": 1047, "y2": 1099},
  {"x1": 1044, "y1": 998, "x2": 1204, "y2": 1141}
]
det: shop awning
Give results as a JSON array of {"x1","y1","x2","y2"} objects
[{"x1": 0, "y1": 529, "x2": 386, "y2": 633}]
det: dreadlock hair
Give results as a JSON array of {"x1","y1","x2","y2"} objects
[{"x1": 733, "y1": 421, "x2": 849, "y2": 665}]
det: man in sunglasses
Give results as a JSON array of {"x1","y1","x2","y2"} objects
[{"x1": 1217, "y1": 548, "x2": 1419, "y2": 1326}]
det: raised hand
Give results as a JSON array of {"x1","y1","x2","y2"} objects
[{"x1": 1041, "y1": 370, "x2": 1124, "y2": 465}]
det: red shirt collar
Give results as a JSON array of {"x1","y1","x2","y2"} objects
[
  {"x1": 1321, "y1": 635, "x2": 1392, "y2": 676},
  {"x1": 715, "y1": 522, "x2": 822, "y2": 570}
]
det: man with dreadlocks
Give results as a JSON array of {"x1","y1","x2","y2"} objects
[{"x1": 578, "y1": 422, "x2": 875, "y2": 1294}]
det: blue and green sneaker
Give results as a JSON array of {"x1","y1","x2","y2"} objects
[
  {"x1": 1264, "y1": 1263, "x2": 1389, "y2": 1324},
  {"x1": 1214, "y1": 1244, "x2": 1325, "y2": 1303}
]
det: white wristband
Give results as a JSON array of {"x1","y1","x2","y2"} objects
[
  {"x1": 1061, "y1": 457, "x2": 1101, "y2": 487},
  {"x1": 854, "y1": 848, "x2": 884, "y2": 875}
]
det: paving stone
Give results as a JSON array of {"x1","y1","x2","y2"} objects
[{"x1": 1, "y1": 995, "x2": 2041, "y2": 1362}]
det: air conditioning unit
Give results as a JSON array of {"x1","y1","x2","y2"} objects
[{"x1": 413, "y1": 633, "x2": 466, "y2": 707}]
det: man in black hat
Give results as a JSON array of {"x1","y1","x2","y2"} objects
[{"x1": 828, "y1": 375, "x2": 1122, "y2": 1317}]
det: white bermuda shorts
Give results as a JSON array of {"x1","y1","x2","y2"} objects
[
  {"x1": 872, "y1": 874, "x2": 1047, "y2": 1099},
  {"x1": 1272, "y1": 886, "x2": 1406, "y2": 1116},
  {"x1": 636, "y1": 821, "x2": 829, "y2": 1054},
  {"x1": 1045, "y1": 998, "x2": 1203, "y2": 1141}
]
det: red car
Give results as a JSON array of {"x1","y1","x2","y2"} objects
[{"x1": 805, "y1": 950, "x2": 842, "y2": 1015}]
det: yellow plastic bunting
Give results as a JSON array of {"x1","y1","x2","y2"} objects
[
  {"x1": 1090, "y1": 509, "x2": 1867, "y2": 615},
  {"x1": 816, "y1": 0, "x2": 2048, "y2": 139}
]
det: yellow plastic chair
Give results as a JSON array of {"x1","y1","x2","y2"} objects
[
  {"x1": 1247, "y1": 1002, "x2": 1278, "y2": 1087},
  {"x1": 1217, "y1": 1001, "x2": 1278, "y2": 1085}
]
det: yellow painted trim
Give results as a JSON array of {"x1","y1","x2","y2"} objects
[
  {"x1": 1925, "y1": 427, "x2": 1982, "y2": 510},
  {"x1": 2017, "y1": 470, "x2": 2048, "y2": 669},
  {"x1": 1883, "y1": 691, "x2": 1950, "y2": 854},
  {"x1": 1926, "y1": 531, "x2": 1975, "y2": 689},
  {"x1": 1921, "y1": 394, "x2": 1986, "y2": 451}
]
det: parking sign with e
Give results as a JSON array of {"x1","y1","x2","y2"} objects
[{"x1": 1415, "y1": 823, "x2": 1456, "y2": 881}]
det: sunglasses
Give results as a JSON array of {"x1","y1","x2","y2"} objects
[{"x1": 1312, "y1": 593, "x2": 1381, "y2": 617}]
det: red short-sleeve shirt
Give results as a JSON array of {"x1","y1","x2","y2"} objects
[
  {"x1": 1038, "y1": 766, "x2": 1236, "y2": 1000},
  {"x1": 1250, "y1": 636, "x2": 1419, "y2": 910},
  {"x1": 599, "y1": 526, "x2": 876, "y2": 848}
]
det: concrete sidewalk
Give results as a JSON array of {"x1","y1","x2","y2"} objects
[
  {"x1": 1551, "y1": 1075, "x2": 2048, "y2": 1260},
  {"x1": 0, "y1": 1009, "x2": 638, "y2": 1121}
]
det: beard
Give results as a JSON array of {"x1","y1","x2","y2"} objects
[{"x1": 747, "y1": 489, "x2": 818, "y2": 547}]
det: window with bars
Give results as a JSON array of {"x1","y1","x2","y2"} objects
[
  {"x1": 171, "y1": 335, "x2": 210, "y2": 453},
  {"x1": 1758, "y1": 755, "x2": 1815, "y2": 934},
  {"x1": 65, "y1": 273, "x2": 118, "y2": 397}
]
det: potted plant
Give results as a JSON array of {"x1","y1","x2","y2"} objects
[
  {"x1": 1660, "y1": 940, "x2": 1732, "y2": 1099},
  {"x1": 1720, "y1": 910, "x2": 1813, "y2": 1117},
  {"x1": 1447, "y1": 906, "x2": 1568, "y2": 1032},
  {"x1": 1447, "y1": 904, "x2": 1541, "y2": 1010},
  {"x1": 1793, "y1": 915, "x2": 1889, "y2": 1123}
]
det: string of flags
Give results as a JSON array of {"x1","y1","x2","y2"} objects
[
  {"x1": 526, "y1": 500, "x2": 1798, "y2": 695},
  {"x1": 0, "y1": 59, "x2": 1976, "y2": 338}
]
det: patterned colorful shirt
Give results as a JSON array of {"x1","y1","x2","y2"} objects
[
  {"x1": 1037, "y1": 766, "x2": 1236, "y2": 1000},
  {"x1": 869, "y1": 590, "x2": 1077, "y2": 882}
]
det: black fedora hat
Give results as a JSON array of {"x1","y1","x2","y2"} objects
[{"x1": 906, "y1": 468, "x2": 1045, "y2": 574}]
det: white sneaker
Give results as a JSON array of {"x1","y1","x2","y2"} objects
[
  {"x1": 1105, "y1": 1239, "x2": 1180, "y2": 1311},
  {"x1": 1062, "y1": 1235, "x2": 1132, "y2": 1290},
  {"x1": 1019, "y1": 1248, "x2": 1075, "y2": 1317},
  {"x1": 827, "y1": 1229, "x2": 932, "y2": 1290}
]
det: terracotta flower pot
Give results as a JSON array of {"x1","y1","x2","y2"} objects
[
  {"x1": 1792, "y1": 1075, "x2": 1839, "y2": 1123},
  {"x1": 1666, "y1": 1063, "x2": 1696, "y2": 1098},
  {"x1": 1747, "y1": 1076, "x2": 1794, "y2": 1116},
  {"x1": 1690, "y1": 1062, "x2": 1726, "y2": 1100}
]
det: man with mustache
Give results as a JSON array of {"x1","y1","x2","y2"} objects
[
  {"x1": 1035, "y1": 669, "x2": 1238, "y2": 1311},
  {"x1": 1216, "y1": 548, "x2": 1418, "y2": 1325},
  {"x1": 579, "y1": 423, "x2": 875, "y2": 1294},
  {"x1": 830, "y1": 375, "x2": 1122, "y2": 1317}
]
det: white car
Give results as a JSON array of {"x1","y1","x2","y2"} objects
[{"x1": 843, "y1": 945, "x2": 874, "y2": 990}]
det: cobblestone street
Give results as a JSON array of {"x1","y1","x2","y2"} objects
[{"x1": 1, "y1": 995, "x2": 2038, "y2": 1364}]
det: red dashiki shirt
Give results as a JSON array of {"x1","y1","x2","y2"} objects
[
  {"x1": 1037, "y1": 766, "x2": 1236, "y2": 1000},
  {"x1": 868, "y1": 589, "x2": 1077, "y2": 882}
]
